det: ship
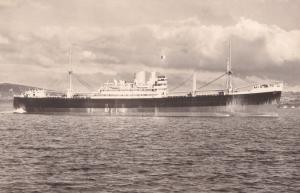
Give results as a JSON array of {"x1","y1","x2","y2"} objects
[{"x1": 13, "y1": 44, "x2": 283, "y2": 114}]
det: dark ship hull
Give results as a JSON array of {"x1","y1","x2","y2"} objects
[{"x1": 13, "y1": 91, "x2": 281, "y2": 113}]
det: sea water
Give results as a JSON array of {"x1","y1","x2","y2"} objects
[{"x1": 0, "y1": 95, "x2": 299, "y2": 193}]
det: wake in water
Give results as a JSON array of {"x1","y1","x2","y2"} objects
[
  {"x1": 0, "y1": 110, "x2": 15, "y2": 114},
  {"x1": 153, "y1": 112, "x2": 232, "y2": 117},
  {"x1": 13, "y1": 108, "x2": 26, "y2": 114},
  {"x1": 153, "y1": 111, "x2": 278, "y2": 118},
  {"x1": 230, "y1": 112, "x2": 279, "y2": 118},
  {"x1": 223, "y1": 103, "x2": 281, "y2": 118},
  {"x1": 0, "y1": 108, "x2": 26, "y2": 114}
]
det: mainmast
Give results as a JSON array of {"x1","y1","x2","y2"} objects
[
  {"x1": 226, "y1": 40, "x2": 233, "y2": 93},
  {"x1": 67, "y1": 45, "x2": 73, "y2": 98},
  {"x1": 192, "y1": 72, "x2": 197, "y2": 96}
]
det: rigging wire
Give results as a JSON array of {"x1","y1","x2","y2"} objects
[
  {"x1": 231, "y1": 74, "x2": 259, "y2": 90},
  {"x1": 43, "y1": 76, "x2": 66, "y2": 92},
  {"x1": 236, "y1": 75, "x2": 257, "y2": 84},
  {"x1": 170, "y1": 72, "x2": 227, "y2": 93},
  {"x1": 197, "y1": 72, "x2": 227, "y2": 90},
  {"x1": 72, "y1": 73, "x2": 95, "y2": 91},
  {"x1": 169, "y1": 76, "x2": 193, "y2": 92}
]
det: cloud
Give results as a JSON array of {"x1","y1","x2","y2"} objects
[
  {"x1": 82, "y1": 50, "x2": 96, "y2": 59},
  {"x1": 0, "y1": 15, "x2": 300, "y2": 91},
  {"x1": 0, "y1": 0, "x2": 21, "y2": 8},
  {"x1": 0, "y1": 34, "x2": 10, "y2": 44}
]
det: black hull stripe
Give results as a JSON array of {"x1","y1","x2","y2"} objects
[{"x1": 13, "y1": 91, "x2": 281, "y2": 112}]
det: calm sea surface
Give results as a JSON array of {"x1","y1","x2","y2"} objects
[{"x1": 0, "y1": 98, "x2": 299, "y2": 192}]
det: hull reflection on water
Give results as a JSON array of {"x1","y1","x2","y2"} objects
[{"x1": 17, "y1": 104, "x2": 280, "y2": 117}]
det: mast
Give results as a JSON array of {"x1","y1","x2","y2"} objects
[
  {"x1": 192, "y1": 72, "x2": 197, "y2": 96},
  {"x1": 226, "y1": 40, "x2": 233, "y2": 93},
  {"x1": 67, "y1": 45, "x2": 73, "y2": 98}
]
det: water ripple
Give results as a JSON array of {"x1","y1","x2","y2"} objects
[{"x1": 0, "y1": 107, "x2": 299, "y2": 192}]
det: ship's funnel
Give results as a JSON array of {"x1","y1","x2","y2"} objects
[
  {"x1": 147, "y1": 71, "x2": 156, "y2": 86},
  {"x1": 134, "y1": 71, "x2": 146, "y2": 85}
]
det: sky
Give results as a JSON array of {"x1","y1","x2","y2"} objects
[{"x1": 0, "y1": 0, "x2": 300, "y2": 92}]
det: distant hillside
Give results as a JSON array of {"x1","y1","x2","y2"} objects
[
  {"x1": 280, "y1": 91, "x2": 300, "y2": 108},
  {"x1": 0, "y1": 83, "x2": 40, "y2": 99}
]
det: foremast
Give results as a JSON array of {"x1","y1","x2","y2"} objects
[
  {"x1": 67, "y1": 45, "x2": 73, "y2": 98},
  {"x1": 226, "y1": 40, "x2": 233, "y2": 94}
]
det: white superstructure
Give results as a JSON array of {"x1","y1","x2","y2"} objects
[
  {"x1": 232, "y1": 82, "x2": 283, "y2": 95},
  {"x1": 91, "y1": 71, "x2": 168, "y2": 98},
  {"x1": 21, "y1": 89, "x2": 47, "y2": 98}
]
